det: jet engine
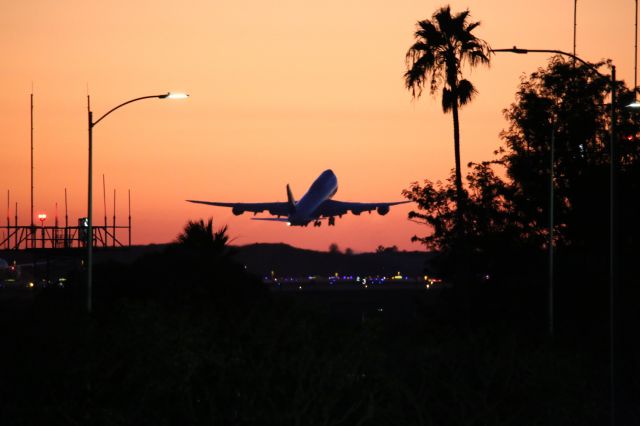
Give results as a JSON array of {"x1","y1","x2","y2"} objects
[
  {"x1": 232, "y1": 206, "x2": 245, "y2": 216},
  {"x1": 377, "y1": 205, "x2": 390, "y2": 216}
]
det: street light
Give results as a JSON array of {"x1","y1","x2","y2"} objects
[
  {"x1": 492, "y1": 46, "x2": 617, "y2": 426},
  {"x1": 87, "y1": 92, "x2": 188, "y2": 314}
]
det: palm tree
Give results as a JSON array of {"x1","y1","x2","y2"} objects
[
  {"x1": 177, "y1": 217, "x2": 230, "y2": 253},
  {"x1": 404, "y1": 5, "x2": 491, "y2": 227}
]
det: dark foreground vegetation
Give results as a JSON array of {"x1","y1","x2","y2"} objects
[{"x1": 1, "y1": 220, "x2": 636, "y2": 425}]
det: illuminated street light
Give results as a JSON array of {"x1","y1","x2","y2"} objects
[
  {"x1": 163, "y1": 92, "x2": 189, "y2": 99},
  {"x1": 87, "y1": 92, "x2": 188, "y2": 313}
]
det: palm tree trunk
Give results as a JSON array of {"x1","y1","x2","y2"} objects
[
  {"x1": 451, "y1": 101, "x2": 464, "y2": 228},
  {"x1": 451, "y1": 99, "x2": 469, "y2": 293}
]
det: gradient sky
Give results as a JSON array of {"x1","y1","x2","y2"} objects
[{"x1": 1, "y1": 1, "x2": 636, "y2": 252}]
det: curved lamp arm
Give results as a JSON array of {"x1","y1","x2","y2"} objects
[
  {"x1": 92, "y1": 92, "x2": 188, "y2": 127},
  {"x1": 491, "y1": 46, "x2": 607, "y2": 78}
]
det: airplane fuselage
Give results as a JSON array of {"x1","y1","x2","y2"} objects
[{"x1": 288, "y1": 169, "x2": 338, "y2": 226}]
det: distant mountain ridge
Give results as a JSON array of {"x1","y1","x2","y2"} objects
[{"x1": 234, "y1": 243, "x2": 432, "y2": 277}]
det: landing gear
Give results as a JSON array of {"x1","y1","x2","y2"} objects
[
  {"x1": 313, "y1": 220, "x2": 322, "y2": 227},
  {"x1": 328, "y1": 217, "x2": 336, "y2": 226}
]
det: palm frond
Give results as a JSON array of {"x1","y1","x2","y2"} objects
[
  {"x1": 466, "y1": 49, "x2": 491, "y2": 67},
  {"x1": 405, "y1": 6, "x2": 490, "y2": 109},
  {"x1": 442, "y1": 87, "x2": 455, "y2": 112},
  {"x1": 434, "y1": 6, "x2": 454, "y2": 37},
  {"x1": 458, "y1": 79, "x2": 477, "y2": 106},
  {"x1": 451, "y1": 9, "x2": 471, "y2": 33},
  {"x1": 405, "y1": 50, "x2": 437, "y2": 97},
  {"x1": 465, "y1": 21, "x2": 481, "y2": 33}
]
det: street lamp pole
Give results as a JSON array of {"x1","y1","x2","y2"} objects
[
  {"x1": 491, "y1": 47, "x2": 617, "y2": 425},
  {"x1": 86, "y1": 92, "x2": 188, "y2": 314}
]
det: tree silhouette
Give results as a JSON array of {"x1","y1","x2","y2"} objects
[
  {"x1": 500, "y1": 57, "x2": 637, "y2": 255},
  {"x1": 404, "y1": 56, "x2": 640, "y2": 287},
  {"x1": 404, "y1": 5, "x2": 491, "y2": 231},
  {"x1": 403, "y1": 162, "x2": 526, "y2": 282},
  {"x1": 177, "y1": 217, "x2": 230, "y2": 254}
]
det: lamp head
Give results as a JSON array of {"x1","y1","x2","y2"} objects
[
  {"x1": 490, "y1": 46, "x2": 528, "y2": 55},
  {"x1": 511, "y1": 46, "x2": 528, "y2": 54},
  {"x1": 160, "y1": 92, "x2": 189, "y2": 99},
  {"x1": 626, "y1": 101, "x2": 640, "y2": 108}
]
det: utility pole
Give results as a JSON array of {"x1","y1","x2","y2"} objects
[
  {"x1": 30, "y1": 90, "x2": 35, "y2": 249},
  {"x1": 573, "y1": 0, "x2": 578, "y2": 59}
]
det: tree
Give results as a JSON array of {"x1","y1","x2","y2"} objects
[
  {"x1": 404, "y1": 5, "x2": 491, "y2": 230},
  {"x1": 403, "y1": 162, "x2": 530, "y2": 282},
  {"x1": 177, "y1": 217, "x2": 230, "y2": 254},
  {"x1": 376, "y1": 245, "x2": 399, "y2": 254},
  {"x1": 404, "y1": 56, "x2": 640, "y2": 285},
  {"x1": 328, "y1": 243, "x2": 341, "y2": 254},
  {"x1": 500, "y1": 57, "x2": 637, "y2": 255}
]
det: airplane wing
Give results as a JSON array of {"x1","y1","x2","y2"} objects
[
  {"x1": 317, "y1": 199, "x2": 410, "y2": 217},
  {"x1": 186, "y1": 200, "x2": 290, "y2": 216}
]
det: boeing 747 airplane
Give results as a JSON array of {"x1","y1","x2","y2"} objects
[{"x1": 187, "y1": 169, "x2": 409, "y2": 227}]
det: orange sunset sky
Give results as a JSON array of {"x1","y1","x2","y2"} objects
[{"x1": 1, "y1": 1, "x2": 636, "y2": 252}]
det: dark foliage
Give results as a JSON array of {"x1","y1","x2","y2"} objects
[
  {"x1": 402, "y1": 58, "x2": 640, "y2": 422},
  {"x1": 0, "y1": 216, "x2": 635, "y2": 424},
  {"x1": 0, "y1": 281, "x2": 616, "y2": 426},
  {"x1": 405, "y1": 57, "x2": 640, "y2": 286}
]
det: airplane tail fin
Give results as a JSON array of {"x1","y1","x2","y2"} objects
[{"x1": 286, "y1": 184, "x2": 296, "y2": 213}]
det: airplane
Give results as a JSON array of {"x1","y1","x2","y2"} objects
[{"x1": 186, "y1": 169, "x2": 410, "y2": 227}]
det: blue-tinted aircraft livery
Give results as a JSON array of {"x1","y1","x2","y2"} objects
[{"x1": 186, "y1": 169, "x2": 409, "y2": 227}]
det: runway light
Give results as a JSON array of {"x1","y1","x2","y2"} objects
[{"x1": 37, "y1": 213, "x2": 47, "y2": 222}]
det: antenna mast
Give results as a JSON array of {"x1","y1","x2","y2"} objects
[
  {"x1": 635, "y1": 0, "x2": 638, "y2": 99},
  {"x1": 30, "y1": 88, "x2": 34, "y2": 229},
  {"x1": 65, "y1": 188, "x2": 69, "y2": 248},
  {"x1": 14, "y1": 202, "x2": 18, "y2": 248},
  {"x1": 113, "y1": 189, "x2": 116, "y2": 246},
  {"x1": 103, "y1": 174, "x2": 107, "y2": 228},
  {"x1": 5, "y1": 190, "x2": 9, "y2": 249},
  {"x1": 128, "y1": 189, "x2": 132, "y2": 246},
  {"x1": 573, "y1": 0, "x2": 577, "y2": 59}
]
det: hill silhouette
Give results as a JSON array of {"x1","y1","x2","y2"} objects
[{"x1": 233, "y1": 243, "x2": 432, "y2": 277}]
